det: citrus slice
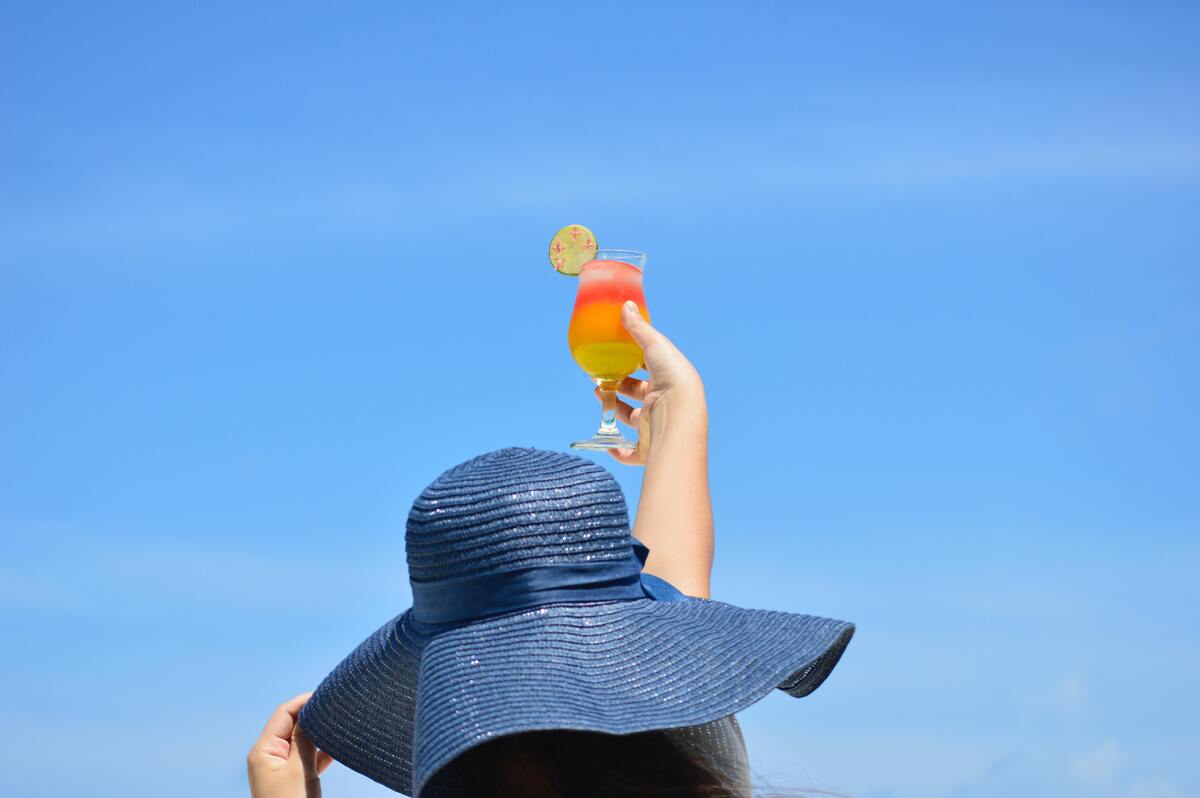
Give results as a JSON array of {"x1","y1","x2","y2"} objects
[{"x1": 548, "y1": 224, "x2": 598, "y2": 276}]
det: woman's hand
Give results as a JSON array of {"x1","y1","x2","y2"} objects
[
  {"x1": 247, "y1": 692, "x2": 334, "y2": 798},
  {"x1": 594, "y1": 300, "x2": 706, "y2": 467}
]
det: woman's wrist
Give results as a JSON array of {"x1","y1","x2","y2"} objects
[{"x1": 650, "y1": 380, "x2": 708, "y2": 439}]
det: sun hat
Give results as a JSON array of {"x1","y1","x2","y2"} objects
[{"x1": 298, "y1": 446, "x2": 854, "y2": 797}]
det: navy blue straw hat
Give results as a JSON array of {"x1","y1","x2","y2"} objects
[{"x1": 299, "y1": 446, "x2": 854, "y2": 796}]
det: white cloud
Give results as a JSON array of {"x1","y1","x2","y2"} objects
[
  {"x1": 1070, "y1": 740, "x2": 1126, "y2": 790},
  {"x1": 1056, "y1": 670, "x2": 1089, "y2": 717},
  {"x1": 1127, "y1": 779, "x2": 1193, "y2": 798}
]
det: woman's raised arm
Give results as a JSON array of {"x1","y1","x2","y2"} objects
[{"x1": 596, "y1": 300, "x2": 714, "y2": 599}]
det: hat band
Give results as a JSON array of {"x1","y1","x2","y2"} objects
[{"x1": 410, "y1": 538, "x2": 652, "y2": 624}]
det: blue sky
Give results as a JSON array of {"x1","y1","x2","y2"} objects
[{"x1": 2, "y1": 2, "x2": 1198, "y2": 796}]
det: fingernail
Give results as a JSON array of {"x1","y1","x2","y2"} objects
[{"x1": 624, "y1": 300, "x2": 637, "y2": 314}]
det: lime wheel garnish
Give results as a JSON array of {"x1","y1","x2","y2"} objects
[{"x1": 548, "y1": 224, "x2": 598, "y2": 276}]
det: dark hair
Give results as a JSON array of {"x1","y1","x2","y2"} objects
[{"x1": 422, "y1": 726, "x2": 837, "y2": 798}]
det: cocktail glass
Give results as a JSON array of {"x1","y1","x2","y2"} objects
[{"x1": 568, "y1": 249, "x2": 649, "y2": 450}]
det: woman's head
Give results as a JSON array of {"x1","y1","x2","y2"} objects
[
  {"x1": 424, "y1": 717, "x2": 752, "y2": 798},
  {"x1": 296, "y1": 446, "x2": 855, "y2": 797}
]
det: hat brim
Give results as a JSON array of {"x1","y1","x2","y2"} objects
[{"x1": 299, "y1": 595, "x2": 853, "y2": 797}]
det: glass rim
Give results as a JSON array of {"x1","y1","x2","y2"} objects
[{"x1": 587, "y1": 248, "x2": 647, "y2": 270}]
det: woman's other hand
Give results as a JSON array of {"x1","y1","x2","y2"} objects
[
  {"x1": 594, "y1": 300, "x2": 707, "y2": 466},
  {"x1": 247, "y1": 692, "x2": 334, "y2": 798}
]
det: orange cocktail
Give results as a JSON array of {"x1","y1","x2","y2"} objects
[
  {"x1": 568, "y1": 258, "x2": 650, "y2": 388},
  {"x1": 566, "y1": 248, "x2": 648, "y2": 450}
]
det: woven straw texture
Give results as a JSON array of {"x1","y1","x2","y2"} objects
[{"x1": 299, "y1": 447, "x2": 854, "y2": 797}]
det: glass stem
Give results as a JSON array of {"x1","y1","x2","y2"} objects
[{"x1": 598, "y1": 384, "x2": 619, "y2": 436}]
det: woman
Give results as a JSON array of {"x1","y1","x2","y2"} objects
[{"x1": 248, "y1": 301, "x2": 854, "y2": 797}]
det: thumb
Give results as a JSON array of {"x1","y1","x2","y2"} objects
[{"x1": 620, "y1": 300, "x2": 658, "y2": 348}]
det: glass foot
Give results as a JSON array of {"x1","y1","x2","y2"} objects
[{"x1": 570, "y1": 433, "x2": 637, "y2": 451}]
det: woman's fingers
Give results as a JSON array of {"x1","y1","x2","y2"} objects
[
  {"x1": 594, "y1": 379, "x2": 649, "y2": 403},
  {"x1": 250, "y1": 692, "x2": 314, "y2": 765},
  {"x1": 614, "y1": 397, "x2": 641, "y2": 427},
  {"x1": 607, "y1": 445, "x2": 646, "y2": 466},
  {"x1": 279, "y1": 692, "x2": 312, "y2": 717},
  {"x1": 609, "y1": 441, "x2": 648, "y2": 468},
  {"x1": 261, "y1": 692, "x2": 312, "y2": 744},
  {"x1": 620, "y1": 301, "x2": 663, "y2": 350},
  {"x1": 615, "y1": 375, "x2": 649, "y2": 402}
]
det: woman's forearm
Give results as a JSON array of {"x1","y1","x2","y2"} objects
[{"x1": 631, "y1": 391, "x2": 713, "y2": 599}]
